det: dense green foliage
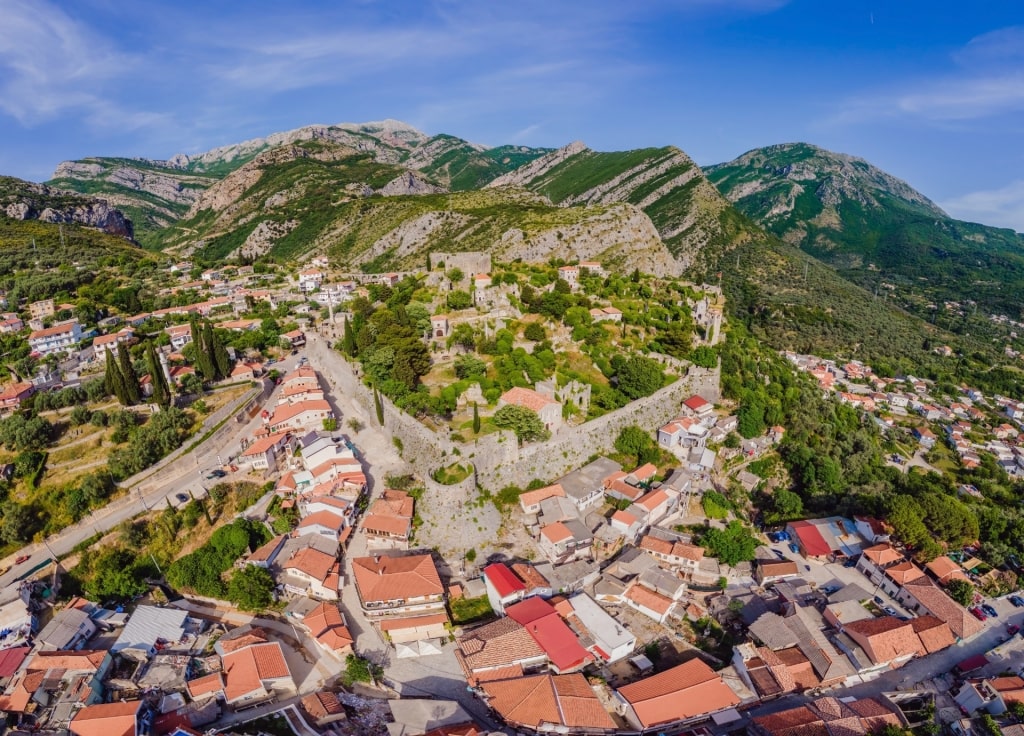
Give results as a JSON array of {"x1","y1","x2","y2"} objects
[
  {"x1": 106, "y1": 407, "x2": 193, "y2": 480},
  {"x1": 492, "y1": 405, "x2": 550, "y2": 444},
  {"x1": 698, "y1": 521, "x2": 759, "y2": 566},
  {"x1": 166, "y1": 517, "x2": 271, "y2": 597}
]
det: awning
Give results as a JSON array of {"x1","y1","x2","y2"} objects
[
  {"x1": 956, "y1": 654, "x2": 989, "y2": 673},
  {"x1": 712, "y1": 708, "x2": 743, "y2": 726}
]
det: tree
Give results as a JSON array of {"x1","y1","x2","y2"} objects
[
  {"x1": 454, "y1": 354, "x2": 487, "y2": 380},
  {"x1": 180, "y1": 372, "x2": 205, "y2": 396},
  {"x1": 70, "y1": 405, "x2": 90, "y2": 426},
  {"x1": 946, "y1": 578, "x2": 975, "y2": 607},
  {"x1": 0, "y1": 502, "x2": 38, "y2": 544},
  {"x1": 374, "y1": 388, "x2": 384, "y2": 425},
  {"x1": 117, "y1": 343, "x2": 140, "y2": 404},
  {"x1": 342, "y1": 654, "x2": 381, "y2": 686},
  {"x1": 200, "y1": 321, "x2": 219, "y2": 381},
  {"x1": 342, "y1": 316, "x2": 356, "y2": 356},
  {"x1": 492, "y1": 405, "x2": 550, "y2": 444},
  {"x1": 191, "y1": 316, "x2": 215, "y2": 381},
  {"x1": 227, "y1": 565, "x2": 275, "y2": 611},
  {"x1": 210, "y1": 325, "x2": 231, "y2": 379},
  {"x1": 523, "y1": 322, "x2": 546, "y2": 341},
  {"x1": 145, "y1": 341, "x2": 171, "y2": 409},
  {"x1": 614, "y1": 425, "x2": 655, "y2": 466},
  {"x1": 616, "y1": 356, "x2": 664, "y2": 400},
  {"x1": 447, "y1": 267, "x2": 464, "y2": 283},
  {"x1": 323, "y1": 417, "x2": 338, "y2": 432},
  {"x1": 87, "y1": 547, "x2": 148, "y2": 600},
  {"x1": 701, "y1": 521, "x2": 759, "y2": 566},
  {"x1": 472, "y1": 403, "x2": 481, "y2": 434},
  {"x1": 104, "y1": 348, "x2": 130, "y2": 405},
  {"x1": 737, "y1": 397, "x2": 766, "y2": 438},
  {"x1": 446, "y1": 290, "x2": 473, "y2": 310},
  {"x1": 764, "y1": 489, "x2": 803, "y2": 524}
]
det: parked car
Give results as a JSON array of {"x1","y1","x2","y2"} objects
[
  {"x1": 874, "y1": 596, "x2": 884, "y2": 605},
  {"x1": 969, "y1": 607, "x2": 987, "y2": 621},
  {"x1": 982, "y1": 604, "x2": 998, "y2": 618},
  {"x1": 788, "y1": 543, "x2": 800, "y2": 554},
  {"x1": 175, "y1": 493, "x2": 189, "y2": 503},
  {"x1": 205, "y1": 469, "x2": 227, "y2": 480},
  {"x1": 1009, "y1": 595, "x2": 1024, "y2": 608},
  {"x1": 884, "y1": 606, "x2": 898, "y2": 616},
  {"x1": 1008, "y1": 624, "x2": 1020, "y2": 636},
  {"x1": 14, "y1": 555, "x2": 29, "y2": 565},
  {"x1": 821, "y1": 585, "x2": 840, "y2": 595},
  {"x1": 843, "y1": 558, "x2": 858, "y2": 568}
]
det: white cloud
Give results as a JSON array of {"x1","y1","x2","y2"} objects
[
  {"x1": 941, "y1": 180, "x2": 1024, "y2": 233},
  {"x1": 829, "y1": 25, "x2": 1024, "y2": 125}
]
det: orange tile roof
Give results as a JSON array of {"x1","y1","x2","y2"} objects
[
  {"x1": 904, "y1": 577, "x2": 984, "y2": 640},
  {"x1": 26, "y1": 649, "x2": 107, "y2": 671},
  {"x1": 500, "y1": 386, "x2": 557, "y2": 412},
  {"x1": 271, "y1": 399, "x2": 331, "y2": 425},
  {"x1": 862, "y1": 543, "x2": 903, "y2": 567},
  {"x1": 455, "y1": 618, "x2": 545, "y2": 679},
  {"x1": 926, "y1": 555, "x2": 968, "y2": 584},
  {"x1": 362, "y1": 514, "x2": 411, "y2": 536},
  {"x1": 70, "y1": 700, "x2": 141, "y2": 736},
  {"x1": 242, "y1": 431, "x2": 291, "y2": 456},
  {"x1": 0, "y1": 670, "x2": 45, "y2": 712},
  {"x1": 631, "y1": 463, "x2": 658, "y2": 481},
  {"x1": 186, "y1": 673, "x2": 225, "y2": 699},
  {"x1": 302, "y1": 691, "x2": 344, "y2": 720},
  {"x1": 222, "y1": 641, "x2": 290, "y2": 703},
  {"x1": 611, "y1": 510, "x2": 640, "y2": 526},
  {"x1": 368, "y1": 489, "x2": 414, "y2": 518},
  {"x1": 635, "y1": 489, "x2": 669, "y2": 512},
  {"x1": 639, "y1": 535, "x2": 704, "y2": 561},
  {"x1": 541, "y1": 522, "x2": 573, "y2": 544},
  {"x1": 481, "y1": 673, "x2": 615, "y2": 730},
  {"x1": 910, "y1": 615, "x2": 956, "y2": 653},
  {"x1": 884, "y1": 560, "x2": 926, "y2": 585},
  {"x1": 511, "y1": 563, "x2": 550, "y2": 589},
  {"x1": 616, "y1": 659, "x2": 740, "y2": 728},
  {"x1": 518, "y1": 483, "x2": 565, "y2": 508},
  {"x1": 844, "y1": 617, "x2": 923, "y2": 664},
  {"x1": 351, "y1": 554, "x2": 443, "y2": 605},
  {"x1": 625, "y1": 583, "x2": 674, "y2": 615},
  {"x1": 284, "y1": 546, "x2": 337, "y2": 580},
  {"x1": 296, "y1": 509, "x2": 347, "y2": 533},
  {"x1": 219, "y1": 627, "x2": 270, "y2": 653}
]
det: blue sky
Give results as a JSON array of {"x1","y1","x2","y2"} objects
[{"x1": 2, "y1": 0, "x2": 1023, "y2": 230}]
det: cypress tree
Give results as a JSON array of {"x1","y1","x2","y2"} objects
[
  {"x1": 146, "y1": 341, "x2": 171, "y2": 409},
  {"x1": 105, "y1": 348, "x2": 129, "y2": 406},
  {"x1": 117, "y1": 343, "x2": 140, "y2": 404},
  {"x1": 342, "y1": 317, "x2": 356, "y2": 356},
  {"x1": 194, "y1": 319, "x2": 215, "y2": 381},
  {"x1": 374, "y1": 388, "x2": 384, "y2": 426},
  {"x1": 103, "y1": 348, "x2": 119, "y2": 398},
  {"x1": 472, "y1": 402, "x2": 480, "y2": 434},
  {"x1": 210, "y1": 324, "x2": 231, "y2": 379}
]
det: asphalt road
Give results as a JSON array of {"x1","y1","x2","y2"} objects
[{"x1": 0, "y1": 352, "x2": 308, "y2": 586}]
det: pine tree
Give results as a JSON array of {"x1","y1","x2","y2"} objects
[
  {"x1": 146, "y1": 341, "x2": 171, "y2": 409},
  {"x1": 374, "y1": 388, "x2": 384, "y2": 426},
  {"x1": 472, "y1": 402, "x2": 481, "y2": 434},
  {"x1": 209, "y1": 324, "x2": 231, "y2": 379},
  {"x1": 342, "y1": 317, "x2": 356, "y2": 356},
  {"x1": 117, "y1": 343, "x2": 140, "y2": 404}
]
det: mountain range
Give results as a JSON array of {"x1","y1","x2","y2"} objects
[{"x1": 4, "y1": 119, "x2": 1021, "y2": 374}]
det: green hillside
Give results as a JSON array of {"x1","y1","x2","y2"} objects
[
  {"x1": 407, "y1": 135, "x2": 551, "y2": 191},
  {"x1": 707, "y1": 143, "x2": 1024, "y2": 317}
]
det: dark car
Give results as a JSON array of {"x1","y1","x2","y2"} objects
[
  {"x1": 874, "y1": 596, "x2": 884, "y2": 605},
  {"x1": 970, "y1": 607, "x2": 987, "y2": 621},
  {"x1": 205, "y1": 469, "x2": 227, "y2": 479},
  {"x1": 1009, "y1": 595, "x2": 1024, "y2": 608},
  {"x1": 981, "y1": 603, "x2": 998, "y2": 618},
  {"x1": 788, "y1": 543, "x2": 800, "y2": 554},
  {"x1": 843, "y1": 558, "x2": 858, "y2": 567},
  {"x1": 1008, "y1": 624, "x2": 1020, "y2": 636},
  {"x1": 175, "y1": 493, "x2": 189, "y2": 503}
]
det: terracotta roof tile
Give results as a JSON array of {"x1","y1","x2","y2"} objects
[
  {"x1": 625, "y1": 583, "x2": 674, "y2": 615},
  {"x1": 500, "y1": 386, "x2": 558, "y2": 412},
  {"x1": 455, "y1": 618, "x2": 545, "y2": 678},
  {"x1": 70, "y1": 700, "x2": 141, "y2": 736},
  {"x1": 352, "y1": 554, "x2": 443, "y2": 605},
  {"x1": 862, "y1": 544, "x2": 903, "y2": 566},
  {"x1": 616, "y1": 659, "x2": 739, "y2": 728},
  {"x1": 481, "y1": 673, "x2": 615, "y2": 730},
  {"x1": 186, "y1": 673, "x2": 225, "y2": 699}
]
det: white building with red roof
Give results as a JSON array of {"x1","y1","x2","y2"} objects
[
  {"x1": 29, "y1": 320, "x2": 82, "y2": 356},
  {"x1": 657, "y1": 416, "x2": 708, "y2": 450},
  {"x1": 267, "y1": 399, "x2": 332, "y2": 432},
  {"x1": 482, "y1": 563, "x2": 529, "y2": 615}
]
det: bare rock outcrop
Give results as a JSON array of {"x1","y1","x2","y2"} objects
[
  {"x1": 486, "y1": 141, "x2": 588, "y2": 190},
  {"x1": 376, "y1": 172, "x2": 445, "y2": 197}
]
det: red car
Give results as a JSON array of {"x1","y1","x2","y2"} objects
[
  {"x1": 14, "y1": 555, "x2": 29, "y2": 565},
  {"x1": 1008, "y1": 624, "x2": 1020, "y2": 636},
  {"x1": 969, "y1": 607, "x2": 987, "y2": 621}
]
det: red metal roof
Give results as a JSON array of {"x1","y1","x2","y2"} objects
[
  {"x1": 484, "y1": 563, "x2": 526, "y2": 599},
  {"x1": 506, "y1": 598, "x2": 592, "y2": 672},
  {"x1": 789, "y1": 520, "x2": 832, "y2": 557}
]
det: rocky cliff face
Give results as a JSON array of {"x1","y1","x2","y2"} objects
[{"x1": 0, "y1": 176, "x2": 134, "y2": 240}]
